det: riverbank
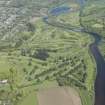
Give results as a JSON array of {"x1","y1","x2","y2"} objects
[{"x1": 43, "y1": 2, "x2": 97, "y2": 104}]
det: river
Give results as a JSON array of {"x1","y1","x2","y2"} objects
[{"x1": 43, "y1": 1, "x2": 105, "y2": 105}]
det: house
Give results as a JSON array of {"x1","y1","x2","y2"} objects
[{"x1": 0, "y1": 79, "x2": 8, "y2": 84}]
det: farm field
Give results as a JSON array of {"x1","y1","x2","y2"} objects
[{"x1": 37, "y1": 87, "x2": 81, "y2": 105}]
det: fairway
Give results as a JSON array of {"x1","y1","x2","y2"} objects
[{"x1": 37, "y1": 87, "x2": 81, "y2": 105}]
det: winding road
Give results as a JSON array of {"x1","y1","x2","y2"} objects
[{"x1": 43, "y1": 1, "x2": 105, "y2": 105}]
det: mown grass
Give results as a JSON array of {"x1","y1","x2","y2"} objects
[
  {"x1": 78, "y1": 89, "x2": 94, "y2": 105},
  {"x1": 18, "y1": 92, "x2": 38, "y2": 105}
]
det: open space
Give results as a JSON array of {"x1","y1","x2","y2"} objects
[{"x1": 37, "y1": 87, "x2": 81, "y2": 105}]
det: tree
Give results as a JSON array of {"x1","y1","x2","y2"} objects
[
  {"x1": 26, "y1": 22, "x2": 35, "y2": 32},
  {"x1": 21, "y1": 48, "x2": 26, "y2": 56},
  {"x1": 32, "y1": 49, "x2": 49, "y2": 60}
]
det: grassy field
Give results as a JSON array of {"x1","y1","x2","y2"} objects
[
  {"x1": 18, "y1": 92, "x2": 38, "y2": 105},
  {"x1": 78, "y1": 89, "x2": 94, "y2": 105}
]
